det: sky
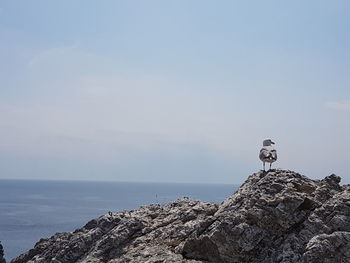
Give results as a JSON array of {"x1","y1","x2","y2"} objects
[{"x1": 0, "y1": 0, "x2": 350, "y2": 184}]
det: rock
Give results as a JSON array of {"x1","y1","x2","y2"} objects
[
  {"x1": 11, "y1": 199, "x2": 217, "y2": 263},
  {"x1": 11, "y1": 170, "x2": 350, "y2": 263},
  {"x1": 303, "y1": 231, "x2": 350, "y2": 263},
  {"x1": 0, "y1": 242, "x2": 6, "y2": 263},
  {"x1": 181, "y1": 170, "x2": 349, "y2": 263}
]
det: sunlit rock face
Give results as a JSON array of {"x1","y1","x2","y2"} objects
[
  {"x1": 11, "y1": 199, "x2": 217, "y2": 263},
  {"x1": 182, "y1": 170, "x2": 350, "y2": 263},
  {"x1": 11, "y1": 170, "x2": 350, "y2": 263}
]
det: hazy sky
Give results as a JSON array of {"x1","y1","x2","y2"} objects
[{"x1": 1, "y1": 1, "x2": 350, "y2": 184}]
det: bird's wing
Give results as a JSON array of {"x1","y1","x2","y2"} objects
[
  {"x1": 259, "y1": 148, "x2": 277, "y2": 161},
  {"x1": 259, "y1": 148, "x2": 271, "y2": 160},
  {"x1": 270, "y1": 149, "x2": 277, "y2": 159}
]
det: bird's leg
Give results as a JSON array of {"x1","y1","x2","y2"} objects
[
  {"x1": 269, "y1": 163, "x2": 272, "y2": 171},
  {"x1": 263, "y1": 162, "x2": 265, "y2": 171}
]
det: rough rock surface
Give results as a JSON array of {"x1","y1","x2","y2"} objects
[
  {"x1": 12, "y1": 199, "x2": 216, "y2": 263},
  {"x1": 0, "y1": 242, "x2": 6, "y2": 263},
  {"x1": 11, "y1": 170, "x2": 350, "y2": 263},
  {"x1": 182, "y1": 170, "x2": 350, "y2": 263}
]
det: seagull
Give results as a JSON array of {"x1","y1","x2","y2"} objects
[{"x1": 259, "y1": 139, "x2": 277, "y2": 171}]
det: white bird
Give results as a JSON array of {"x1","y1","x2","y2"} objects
[{"x1": 259, "y1": 139, "x2": 277, "y2": 171}]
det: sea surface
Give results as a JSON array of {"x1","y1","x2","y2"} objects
[{"x1": 0, "y1": 179, "x2": 238, "y2": 260}]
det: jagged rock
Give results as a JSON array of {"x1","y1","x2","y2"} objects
[
  {"x1": 11, "y1": 170, "x2": 350, "y2": 263},
  {"x1": 181, "y1": 170, "x2": 349, "y2": 263},
  {"x1": 0, "y1": 242, "x2": 6, "y2": 263},
  {"x1": 11, "y1": 199, "x2": 217, "y2": 263}
]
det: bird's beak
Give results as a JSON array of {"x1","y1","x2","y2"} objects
[{"x1": 271, "y1": 141, "x2": 275, "y2": 144}]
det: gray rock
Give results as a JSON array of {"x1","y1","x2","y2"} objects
[
  {"x1": 12, "y1": 199, "x2": 217, "y2": 263},
  {"x1": 182, "y1": 170, "x2": 349, "y2": 263},
  {"x1": 0, "y1": 242, "x2": 6, "y2": 263},
  {"x1": 11, "y1": 170, "x2": 350, "y2": 263}
]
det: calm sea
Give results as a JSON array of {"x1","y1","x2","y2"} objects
[{"x1": 0, "y1": 179, "x2": 238, "y2": 260}]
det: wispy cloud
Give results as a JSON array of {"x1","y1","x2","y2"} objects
[{"x1": 326, "y1": 100, "x2": 350, "y2": 111}]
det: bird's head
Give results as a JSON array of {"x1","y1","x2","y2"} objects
[{"x1": 263, "y1": 139, "x2": 275, "y2": 146}]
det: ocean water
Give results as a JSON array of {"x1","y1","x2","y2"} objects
[{"x1": 0, "y1": 179, "x2": 238, "y2": 260}]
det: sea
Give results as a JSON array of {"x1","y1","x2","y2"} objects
[{"x1": 0, "y1": 179, "x2": 238, "y2": 260}]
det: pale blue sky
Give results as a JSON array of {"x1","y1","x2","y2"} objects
[{"x1": 1, "y1": 1, "x2": 350, "y2": 183}]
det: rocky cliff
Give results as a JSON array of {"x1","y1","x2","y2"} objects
[{"x1": 11, "y1": 170, "x2": 350, "y2": 263}]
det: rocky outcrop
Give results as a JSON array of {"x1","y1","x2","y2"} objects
[
  {"x1": 11, "y1": 170, "x2": 350, "y2": 263},
  {"x1": 11, "y1": 199, "x2": 217, "y2": 263},
  {"x1": 182, "y1": 170, "x2": 350, "y2": 263},
  {"x1": 0, "y1": 242, "x2": 6, "y2": 263}
]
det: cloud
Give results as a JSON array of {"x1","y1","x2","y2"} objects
[{"x1": 326, "y1": 100, "x2": 350, "y2": 111}]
